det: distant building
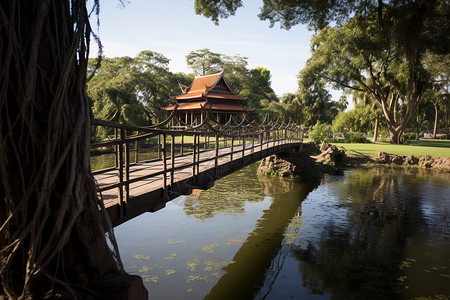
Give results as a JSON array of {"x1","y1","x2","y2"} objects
[{"x1": 162, "y1": 72, "x2": 253, "y2": 126}]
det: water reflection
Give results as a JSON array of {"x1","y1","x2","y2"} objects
[
  {"x1": 114, "y1": 165, "x2": 450, "y2": 300},
  {"x1": 286, "y1": 168, "x2": 450, "y2": 299},
  {"x1": 204, "y1": 178, "x2": 315, "y2": 299}
]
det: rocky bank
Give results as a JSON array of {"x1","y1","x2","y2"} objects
[{"x1": 257, "y1": 142, "x2": 450, "y2": 181}]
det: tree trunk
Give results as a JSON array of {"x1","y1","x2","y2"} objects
[
  {"x1": 372, "y1": 118, "x2": 379, "y2": 142},
  {"x1": 389, "y1": 128, "x2": 402, "y2": 144},
  {"x1": 433, "y1": 102, "x2": 438, "y2": 138},
  {"x1": 0, "y1": 1, "x2": 147, "y2": 298}
]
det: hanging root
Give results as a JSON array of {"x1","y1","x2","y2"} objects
[{"x1": 0, "y1": 0, "x2": 123, "y2": 298}]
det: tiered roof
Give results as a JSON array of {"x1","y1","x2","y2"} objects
[{"x1": 162, "y1": 72, "x2": 253, "y2": 112}]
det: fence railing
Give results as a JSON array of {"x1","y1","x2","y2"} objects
[{"x1": 91, "y1": 111, "x2": 303, "y2": 217}]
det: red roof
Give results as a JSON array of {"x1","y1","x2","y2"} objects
[
  {"x1": 162, "y1": 101, "x2": 253, "y2": 112},
  {"x1": 162, "y1": 72, "x2": 252, "y2": 112},
  {"x1": 174, "y1": 72, "x2": 246, "y2": 101}
]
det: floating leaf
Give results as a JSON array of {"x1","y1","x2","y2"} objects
[{"x1": 165, "y1": 269, "x2": 176, "y2": 275}]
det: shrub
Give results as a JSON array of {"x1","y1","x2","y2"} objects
[
  {"x1": 309, "y1": 122, "x2": 332, "y2": 143},
  {"x1": 401, "y1": 132, "x2": 416, "y2": 141},
  {"x1": 344, "y1": 132, "x2": 369, "y2": 143},
  {"x1": 326, "y1": 137, "x2": 340, "y2": 143}
]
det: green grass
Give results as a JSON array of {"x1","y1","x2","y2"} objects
[{"x1": 333, "y1": 139, "x2": 450, "y2": 158}]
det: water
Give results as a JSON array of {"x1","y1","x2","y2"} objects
[{"x1": 114, "y1": 163, "x2": 450, "y2": 299}]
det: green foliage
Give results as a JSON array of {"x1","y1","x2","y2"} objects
[
  {"x1": 193, "y1": 0, "x2": 449, "y2": 143},
  {"x1": 186, "y1": 48, "x2": 224, "y2": 76},
  {"x1": 401, "y1": 133, "x2": 417, "y2": 143},
  {"x1": 326, "y1": 137, "x2": 341, "y2": 143},
  {"x1": 87, "y1": 51, "x2": 183, "y2": 140},
  {"x1": 309, "y1": 122, "x2": 332, "y2": 143},
  {"x1": 344, "y1": 132, "x2": 369, "y2": 143},
  {"x1": 332, "y1": 102, "x2": 374, "y2": 133}
]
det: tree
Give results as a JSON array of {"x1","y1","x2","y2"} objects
[
  {"x1": 0, "y1": 1, "x2": 146, "y2": 298},
  {"x1": 309, "y1": 122, "x2": 332, "y2": 143},
  {"x1": 280, "y1": 93, "x2": 305, "y2": 124},
  {"x1": 298, "y1": 81, "x2": 338, "y2": 127},
  {"x1": 423, "y1": 52, "x2": 450, "y2": 137},
  {"x1": 337, "y1": 96, "x2": 348, "y2": 112},
  {"x1": 186, "y1": 48, "x2": 224, "y2": 76},
  {"x1": 239, "y1": 67, "x2": 279, "y2": 120},
  {"x1": 332, "y1": 102, "x2": 375, "y2": 134},
  {"x1": 88, "y1": 50, "x2": 183, "y2": 135},
  {"x1": 194, "y1": 0, "x2": 449, "y2": 143},
  {"x1": 221, "y1": 54, "x2": 250, "y2": 93}
]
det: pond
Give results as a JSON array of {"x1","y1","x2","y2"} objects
[{"x1": 113, "y1": 163, "x2": 450, "y2": 299}]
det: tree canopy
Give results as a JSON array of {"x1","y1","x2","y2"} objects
[{"x1": 194, "y1": 0, "x2": 449, "y2": 143}]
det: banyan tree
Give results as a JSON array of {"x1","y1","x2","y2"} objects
[{"x1": 0, "y1": 1, "x2": 146, "y2": 298}]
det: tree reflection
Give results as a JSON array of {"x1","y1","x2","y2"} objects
[
  {"x1": 182, "y1": 165, "x2": 267, "y2": 219},
  {"x1": 292, "y1": 168, "x2": 435, "y2": 299},
  {"x1": 204, "y1": 176, "x2": 316, "y2": 300}
]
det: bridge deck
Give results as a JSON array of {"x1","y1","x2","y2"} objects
[{"x1": 94, "y1": 140, "x2": 301, "y2": 226}]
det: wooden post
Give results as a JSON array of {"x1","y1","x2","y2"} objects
[
  {"x1": 251, "y1": 134, "x2": 255, "y2": 160},
  {"x1": 260, "y1": 132, "x2": 263, "y2": 158},
  {"x1": 118, "y1": 128, "x2": 124, "y2": 218},
  {"x1": 171, "y1": 134, "x2": 175, "y2": 188},
  {"x1": 124, "y1": 131, "x2": 130, "y2": 214},
  {"x1": 158, "y1": 134, "x2": 162, "y2": 159},
  {"x1": 215, "y1": 134, "x2": 219, "y2": 178},
  {"x1": 114, "y1": 127, "x2": 119, "y2": 168},
  {"x1": 242, "y1": 135, "x2": 245, "y2": 165},
  {"x1": 162, "y1": 134, "x2": 167, "y2": 199},
  {"x1": 197, "y1": 134, "x2": 201, "y2": 175},
  {"x1": 192, "y1": 134, "x2": 197, "y2": 180},
  {"x1": 134, "y1": 140, "x2": 138, "y2": 164},
  {"x1": 230, "y1": 135, "x2": 234, "y2": 169},
  {"x1": 181, "y1": 134, "x2": 184, "y2": 156}
]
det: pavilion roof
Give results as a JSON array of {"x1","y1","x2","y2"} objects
[{"x1": 174, "y1": 72, "x2": 246, "y2": 101}]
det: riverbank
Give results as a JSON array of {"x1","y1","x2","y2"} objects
[
  {"x1": 258, "y1": 141, "x2": 450, "y2": 182},
  {"x1": 342, "y1": 152, "x2": 450, "y2": 172}
]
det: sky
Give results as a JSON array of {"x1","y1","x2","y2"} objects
[{"x1": 91, "y1": 0, "x2": 340, "y2": 100}]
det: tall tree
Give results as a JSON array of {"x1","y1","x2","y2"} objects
[
  {"x1": 186, "y1": 48, "x2": 224, "y2": 76},
  {"x1": 240, "y1": 67, "x2": 279, "y2": 120},
  {"x1": 298, "y1": 81, "x2": 338, "y2": 127},
  {"x1": 194, "y1": 0, "x2": 449, "y2": 143},
  {"x1": 0, "y1": 1, "x2": 146, "y2": 298}
]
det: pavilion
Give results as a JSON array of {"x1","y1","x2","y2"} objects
[{"x1": 162, "y1": 72, "x2": 253, "y2": 126}]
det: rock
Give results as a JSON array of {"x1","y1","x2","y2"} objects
[
  {"x1": 403, "y1": 155, "x2": 419, "y2": 165},
  {"x1": 431, "y1": 157, "x2": 450, "y2": 170},
  {"x1": 391, "y1": 155, "x2": 405, "y2": 165},
  {"x1": 258, "y1": 151, "x2": 319, "y2": 181},
  {"x1": 302, "y1": 141, "x2": 320, "y2": 155},
  {"x1": 316, "y1": 144, "x2": 346, "y2": 165},
  {"x1": 377, "y1": 152, "x2": 391, "y2": 164},
  {"x1": 418, "y1": 155, "x2": 434, "y2": 168}
]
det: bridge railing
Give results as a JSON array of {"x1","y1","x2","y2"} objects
[{"x1": 91, "y1": 112, "x2": 303, "y2": 218}]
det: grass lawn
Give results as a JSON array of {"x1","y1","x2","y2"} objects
[{"x1": 332, "y1": 139, "x2": 450, "y2": 158}]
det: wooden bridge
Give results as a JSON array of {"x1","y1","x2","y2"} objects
[{"x1": 91, "y1": 110, "x2": 303, "y2": 226}]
